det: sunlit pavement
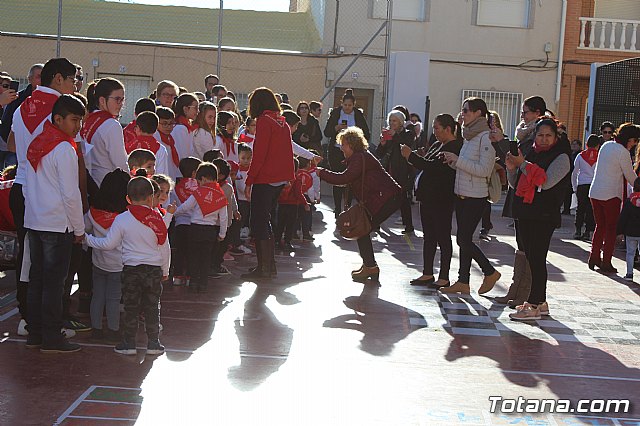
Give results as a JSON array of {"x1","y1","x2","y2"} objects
[{"x1": 1, "y1": 198, "x2": 640, "y2": 425}]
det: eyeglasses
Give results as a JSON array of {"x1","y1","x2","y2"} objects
[
  {"x1": 65, "y1": 74, "x2": 76, "y2": 81},
  {"x1": 521, "y1": 109, "x2": 534, "y2": 115},
  {"x1": 602, "y1": 130, "x2": 613, "y2": 134},
  {"x1": 0, "y1": 84, "x2": 9, "y2": 89},
  {"x1": 159, "y1": 121, "x2": 175, "y2": 127},
  {"x1": 299, "y1": 106, "x2": 309, "y2": 110},
  {"x1": 160, "y1": 92, "x2": 176, "y2": 98},
  {"x1": 108, "y1": 96, "x2": 125, "y2": 104},
  {"x1": 461, "y1": 108, "x2": 470, "y2": 113}
]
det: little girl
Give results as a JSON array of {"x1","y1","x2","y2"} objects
[
  {"x1": 214, "y1": 111, "x2": 239, "y2": 163},
  {"x1": 171, "y1": 93, "x2": 199, "y2": 160},
  {"x1": 151, "y1": 173, "x2": 176, "y2": 228},
  {"x1": 192, "y1": 102, "x2": 217, "y2": 160},
  {"x1": 85, "y1": 168, "x2": 130, "y2": 343},
  {"x1": 237, "y1": 116, "x2": 256, "y2": 148}
]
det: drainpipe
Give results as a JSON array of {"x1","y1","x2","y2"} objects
[{"x1": 555, "y1": 0, "x2": 568, "y2": 105}]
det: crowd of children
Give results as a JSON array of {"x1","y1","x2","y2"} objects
[{"x1": 6, "y1": 57, "x2": 322, "y2": 355}]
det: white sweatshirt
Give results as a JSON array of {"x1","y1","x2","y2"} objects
[
  {"x1": 85, "y1": 210, "x2": 123, "y2": 273},
  {"x1": 86, "y1": 210, "x2": 171, "y2": 276},
  {"x1": 174, "y1": 194, "x2": 228, "y2": 238},
  {"x1": 192, "y1": 128, "x2": 215, "y2": 160},
  {"x1": 171, "y1": 124, "x2": 194, "y2": 161},
  {"x1": 87, "y1": 118, "x2": 129, "y2": 186},
  {"x1": 572, "y1": 153, "x2": 596, "y2": 191},
  {"x1": 24, "y1": 142, "x2": 84, "y2": 236},
  {"x1": 589, "y1": 141, "x2": 638, "y2": 201}
]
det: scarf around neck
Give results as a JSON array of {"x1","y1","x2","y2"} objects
[
  {"x1": 515, "y1": 119, "x2": 537, "y2": 142},
  {"x1": 461, "y1": 117, "x2": 490, "y2": 141}
]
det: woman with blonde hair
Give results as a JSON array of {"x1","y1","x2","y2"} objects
[
  {"x1": 317, "y1": 127, "x2": 401, "y2": 281},
  {"x1": 155, "y1": 80, "x2": 179, "y2": 108}
]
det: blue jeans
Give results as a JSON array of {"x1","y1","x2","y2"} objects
[
  {"x1": 26, "y1": 230, "x2": 74, "y2": 345},
  {"x1": 625, "y1": 236, "x2": 640, "y2": 276},
  {"x1": 250, "y1": 184, "x2": 284, "y2": 240},
  {"x1": 90, "y1": 266, "x2": 122, "y2": 331}
]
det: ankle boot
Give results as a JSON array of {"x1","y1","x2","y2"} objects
[
  {"x1": 478, "y1": 270, "x2": 501, "y2": 294},
  {"x1": 351, "y1": 265, "x2": 380, "y2": 282},
  {"x1": 509, "y1": 259, "x2": 531, "y2": 308},
  {"x1": 495, "y1": 250, "x2": 525, "y2": 304},
  {"x1": 351, "y1": 265, "x2": 365, "y2": 275},
  {"x1": 241, "y1": 239, "x2": 266, "y2": 279}
]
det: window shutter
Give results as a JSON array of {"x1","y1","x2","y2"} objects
[{"x1": 477, "y1": 0, "x2": 530, "y2": 28}]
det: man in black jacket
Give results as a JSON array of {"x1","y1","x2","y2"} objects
[{"x1": 0, "y1": 63, "x2": 43, "y2": 145}]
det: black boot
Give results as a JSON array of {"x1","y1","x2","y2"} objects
[{"x1": 241, "y1": 239, "x2": 271, "y2": 280}]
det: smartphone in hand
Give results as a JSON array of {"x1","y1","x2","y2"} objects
[
  {"x1": 9, "y1": 81, "x2": 19, "y2": 92},
  {"x1": 509, "y1": 140, "x2": 519, "y2": 156}
]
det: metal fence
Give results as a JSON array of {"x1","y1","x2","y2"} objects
[{"x1": 0, "y1": 0, "x2": 392, "y2": 135}]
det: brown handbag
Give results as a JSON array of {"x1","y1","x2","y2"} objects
[{"x1": 336, "y1": 154, "x2": 372, "y2": 240}]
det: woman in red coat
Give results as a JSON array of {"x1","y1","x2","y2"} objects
[
  {"x1": 242, "y1": 87, "x2": 295, "y2": 280},
  {"x1": 317, "y1": 127, "x2": 401, "y2": 281}
]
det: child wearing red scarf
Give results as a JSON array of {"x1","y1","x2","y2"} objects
[
  {"x1": 173, "y1": 163, "x2": 228, "y2": 292},
  {"x1": 572, "y1": 134, "x2": 599, "y2": 240},
  {"x1": 235, "y1": 143, "x2": 252, "y2": 240},
  {"x1": 125, "y1": 112, "x2": 169, "y2": 177},
  {"x1": 275, "y1": 158, "x2": 310, "y2": 252},
  {"x1": 215, "y1": 111, "x2": 239, "y2": 163},
  {"x1": 155, "y1": 107, "x2": 182, "y2": 181},
  {"x1": 86, "y1": 177, "x2": 170, "y2": 355},
  {"x1": 84, "y1": 168, "x2": 130, "y2": 343}
]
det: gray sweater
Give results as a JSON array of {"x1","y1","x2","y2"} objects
[{"x1": 507, "y1": 154, "x2": 571, "y2": 190}]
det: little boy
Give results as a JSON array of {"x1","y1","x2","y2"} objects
[
  {"x1": 203, "y1": 149, "x2": 223, "y2": 163},
  {"x1": 617, "y1": 179, "x2": 640, "y2": 282},
  {"x1": 123, "y1": 97, "x2": 156, "y2": 147},
  {"x1": 125, "y1": 111, "x2": 169, "y2": 177},
  {"x1": 275, "y1": 157, "x2": 310, "y2": 252},
  {"x1": 24, "y1": 94, "x2": 85, "y2": 353},
  {"x1": 296, "y1": 156, "x2": 316, "y2": 241},
  {"x1": 150, "y1": 174, "x2": 176, "y2": 228},
  {"x1": 155, "y1": 106, "x2": 181, "y2": 181},
  {"x1": 86, "y1": 176, "x2": 171, "y2": 355},
  {"x1": 171, "y1": 157, "x2": 201, "y2": 285},
  {"x1": 235, "y1": 143, "x2": 252, "y2": 239},
  {"x1": 174, "y1": 163, "x2": 228, "y2": 292},
  {"x1": 128, "y1": 148, "x2": 156, "y2": 178},
  {"x1": 212, "y1": 159, "x2": 241, "y2": 271}
]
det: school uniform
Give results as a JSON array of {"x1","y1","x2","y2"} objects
[
  {"x1": 192, "y1": 128, "x2": 216, "y2": 160},
  {"x1": 171, "y1": 117, "x2": 196, "y2": 161},
  {"x1": 174, "y1": 182, "x2": 228, "y2": 289},
  {"x1": 214, "y1": 134, "x2": 239, "y2": 163},
  {"x1": 24, "y1": 121, "x2": 84, "y2": 348},
  {"x1": 125, "y1": 134, "x2": 169, "y2": 177},
  {"x1": 275, "y1": 174, "x2": 309, "y2": 245},
  {"x1": 81, "y1": 110, "x2": 129, "y2": 186},
  {"x1": 212, "y1": 181, "x2": 238, "y2": 269},
  {"x1": 86, "y1": 206, "x2": 170, "y2": 345},
  {"x1": 171, "y1": 177, "x2": 199, "y2": 279},
  {"x1": 296, "y1": 168, "x2": 315, "y2": 237},
  {"x1": 235, "y1": 165, "x2": 250, "y2": 230},
  {"x1": 85, "y1": 208, "x2": 122, "y2": 332},
  {"x1": 155, "y1": 130, "x2": 182, "y2": 180}
]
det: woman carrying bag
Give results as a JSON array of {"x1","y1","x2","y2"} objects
[{"x1": 317, "y1": 127, "x2": 401, "y2": 282}]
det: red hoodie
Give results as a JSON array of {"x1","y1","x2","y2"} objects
[
  {"x1": 278, "y1": 175, "x2": 309, "y2": 206},
  {"x1": 246, "y1": 111, "x2": 295, "y2": 185}
]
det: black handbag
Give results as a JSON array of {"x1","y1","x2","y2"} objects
[{"x1": 336, "y1": 154, "x2": 372, "y2": 240}]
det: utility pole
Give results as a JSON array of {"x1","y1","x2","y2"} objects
[
  {"x1": 381, "y1": 0, "x2": 393, "y2": 119},
  {"x1": 217, "y1": 0, "x2": 223, "y2": 77},
  {"x1": 56, "y1": 0, "x2": 63, "y2": 56}
]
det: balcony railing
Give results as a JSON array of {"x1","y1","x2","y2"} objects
[{"x1": 579, "y1": 17, "x2": 640, "y2": 52}]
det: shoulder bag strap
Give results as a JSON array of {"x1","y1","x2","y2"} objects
[{"x1": 360, "y1": 153, "x2": 366, "y2": 204}]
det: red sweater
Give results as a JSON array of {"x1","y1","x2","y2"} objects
[
  {"x1": 246, "y1": 111, "x2": 295, "y2": 185},
  {"x1": 278, "y1": 176, "x2": 309, "y2": 206}
]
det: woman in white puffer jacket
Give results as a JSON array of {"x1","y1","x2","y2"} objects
[{"x1": 441, "y1": 97, "x2": 501, "y2": 295}]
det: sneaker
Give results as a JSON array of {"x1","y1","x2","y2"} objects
[
  {"x1": 624, "y1": 273, "x2": 634, "y2": 282},
  {"x1": 147, "y1": 340, "x2": 165, "y2": 355},
  {"x1": 237, "y1": 244, "x2": 252, "y2": 254},
  {"x1": 223, "y1": 252, "x2": 235, "y2": 261},
  {"x1": 538, "y1": 301, "x2": 550, "y2": 316},
  {"x1": 61, "y1": 328, "x2": 76, "y2": 339},
  {"x1": 509, "y1": 302, "x2": 541, "y2": 321},
  {"x1": 40, "y1": 340, "x2": 82, "y2": 353},
  {"x1": 172, "y1": 276, "x2": 184, "y2": 286},
  {"x1": 228, "y1": 247, "x2": 245, "y2": 256},
  {"x1": 114, "y1": 341, "x2": 137, "y2": 355},
  {"x1": 217, "y1": 265, "x2": 231, "y2": 275},
  {"x1": 63, "y1": 319, "x2": 92, "y2": 332},
  {"x1": 17, "y1": 319, "x2": 28, "y2": 336},
  {"x1": 479, "y1": 229, "x2": 490, "y2": 240}
]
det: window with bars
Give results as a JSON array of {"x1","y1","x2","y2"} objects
[{"x1": 462, "y1": 90, "x2": 523, "y2": 140}]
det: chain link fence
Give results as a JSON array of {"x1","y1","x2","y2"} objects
[{"x1": 0, "y1": 0, "x2": 391, "y2": 135}]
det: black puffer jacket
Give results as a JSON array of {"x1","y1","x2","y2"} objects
[{"x1": 323, "y1": 107, "x2": 371, "y2": 172}]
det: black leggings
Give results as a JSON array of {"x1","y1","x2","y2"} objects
[
  {"x1": 420, "y1": 201, "x2": 454, "y2": 280},
  {"x1": 518, "y1": 219, "x2": 556, "y2": 305},
  {"x1": 575, "y1": 184, "x2": 595, "y2": 233},
  {"x1": 455, "y1": 197, "x2": 495, "y2": 283},
  {"x1": 356, "y1": 194, "x2": 402, "y2": 267}
]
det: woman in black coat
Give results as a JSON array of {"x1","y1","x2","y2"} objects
[
  {"x1": 292, "y1": 101, "x2": 323, "y2": 152},
  {"x1": 400, "y1": 114, "x2": 463, "y2": 287},
  {"x1": 323, "y1": 89, "x2": 371, "y2": 217},
  {"x1": 376, "y1": 109, "x2": 415, "y2": 234}
]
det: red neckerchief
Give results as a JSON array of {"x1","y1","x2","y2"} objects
[
  {"x1": 0, "y1": 179, "x2": 14, "y2": 190},
  {"x1": 156, "y1": 206, "x2": 167, "y2": 216},
  {"x1": 296, "y1": 169, "x2": 313, "y2": 193},
  {"x1": 20, "y1": 89, "x2": 59, "y2": 134},
  {"x1": 260, "y1": 110, "x2": 286, "y2": 127},
  {"x1": 90, "y1": 207, "x2": 118, "y2": 229},
  {"x1": 533, "y1": 140, "x2": 557, "y2": 154},
  {"x1": 176, "y1": 116, "x2": 198, "y2": 134},
  {"x1": 308, "y1": 165, "x2": 317, "y2": 174},
  {"x1": 127, "y1": 205, "x2": 167, "y2": 245},
  {"x1": 27, "y1": 121, "x2": 79, "y2": 171},
  {"x1": 238, "y1": 132, "x2": 254, "y2": 143},
  {"x1": 123, "y1": 120, "x2": 136, "y2": 146},
  {"x1": 126, "y1": 134, "x2": 160, "y2": 155},
  {"x1": 193, "y1": 182, "x2": 228, "y2": 216},
  {"x1": 175, "y1": 177, "x2": 198, "y2": 203},
  {"x1": 579, "y1": 148, "x2": 598, "y2": 167},
  {"x1": 220, "y1": 134, "x2": 236, "y2": 156},
  {"x1": 630, "y1": 192, "x2": 640, "y2": 207},
  {"x1": 239, "y1": 164, "x2": 250, "y2": 172},
  {"x1": 81, "y1": 110, "x2": 115, "y2": 144},
  {"x1": 158, "y1": 132, "x2": 180, "y2": 167}
]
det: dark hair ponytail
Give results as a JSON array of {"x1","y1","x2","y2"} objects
[
  {"x1": 434, "y1": 113, "x2": 462, "y2": 142},
  {"x1": 342, "y1": 89, "x2": 356, "y2": 103},
  {"x1": 86, "y1": 77, "x2": 124, "y2": 111},
  {"x1": 523, "y1": 96, "x2": 555, "y2": 119}
]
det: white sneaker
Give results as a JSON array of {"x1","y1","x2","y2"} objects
[
  {"x1": 172, "y1": 276, "x2": 183, "y2": 286},
  {"x1": 237, "y1": 245, "x2": 252, "y2": 254},
  {"x1": 240, "y1": 227, "x2": 250, "y2": 239},
  {"x1": 61, "y1": 328, "x2": 76, "y2": 339},
  {"x1": 17, "y1": 319, "x2": 28, "y2": 336}
]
